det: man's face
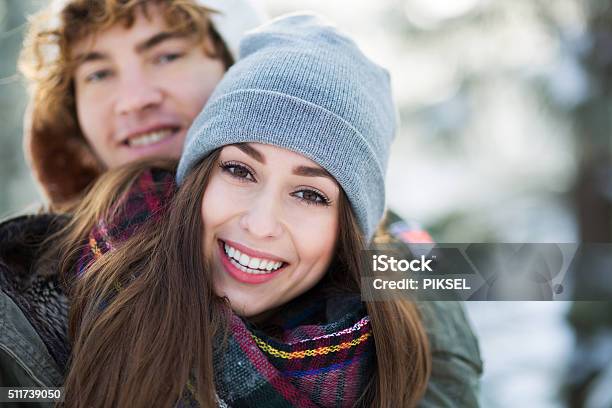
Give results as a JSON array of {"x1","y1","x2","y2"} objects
[{"x1": 72, "y1": 5, "x2": 225, "y2": 168}]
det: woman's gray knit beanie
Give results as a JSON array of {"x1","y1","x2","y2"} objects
[{"x1": 177, "y1": 12, "x2": 396, "y2": 241}]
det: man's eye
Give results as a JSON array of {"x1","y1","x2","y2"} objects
[
  {"x1": 156, "y1": 53, "x2": 184, "y2": 64},
  {"x1": 292, "y1": 189, "x2": 331, "y2": 206},
  {"x1": 219, "y1": 161, "x2": 256, "y2": 182},
  {"x1": 85, "y1": 69, "x2": 112, "y2": 83}
]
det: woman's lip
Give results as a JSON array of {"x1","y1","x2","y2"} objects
[
  {"x1": 217, "y1": 241, "x2": 284, "y2": 285},
  {"x1": 221, "y1": 238, "x2": 287, "y2": 263}
]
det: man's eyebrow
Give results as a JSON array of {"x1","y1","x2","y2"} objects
[
  {"x1": 236, "y1": 143, "x2": 265, "y2": 163},
  {"x1": 292, "y1": 165, "x2": 334, "y2": 179},
  {"x1": 135, "y1": 31, "x2": 188, "y2": 53},
  {"x1": 72, "y1": 32, "x2": 187, "y2": 69},
  {"x1": 73, "y1": 51, "x2": 109, "y2": 68}
]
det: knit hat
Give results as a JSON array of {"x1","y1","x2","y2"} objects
[
  {"x1": 23, "y1": 0, "x2": 267, "y2": 207},
  {"x1": 177, "y1": 13, "x2": 396, "y2": 240}
]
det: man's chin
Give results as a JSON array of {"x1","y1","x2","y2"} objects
[{"x1": 109, "y1": 147, "x2": 183, "y2": 168}]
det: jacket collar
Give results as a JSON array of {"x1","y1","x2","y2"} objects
[{"x1": 0, "y1": 214, "x2": 71, "y2": 385}]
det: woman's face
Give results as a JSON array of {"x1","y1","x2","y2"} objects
[{"x1": 201, "y1": 143, "x2": 340, "y2": 317}]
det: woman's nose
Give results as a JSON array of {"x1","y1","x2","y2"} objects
[{"x1": 238, "y1": 193, "x2": 284, "y2": 239}]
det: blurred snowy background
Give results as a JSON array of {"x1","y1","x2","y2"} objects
[{"x1": 4, "y1": 0, "x2": 612, "y2": 406}]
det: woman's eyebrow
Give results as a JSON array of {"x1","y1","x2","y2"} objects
[
  {"x1": 293, "y1": 166, "x2": 333, "y2": 179},
  {"x1": 234, "y1": 144, "x2": 332, "y2": 179},
  {"x1": 236, "y1": 143, "x2": 265, "y2": 163}
]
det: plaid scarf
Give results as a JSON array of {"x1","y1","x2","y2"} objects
[{"x1": 77, "y1": 168, "x2": 374, "y2": 407}]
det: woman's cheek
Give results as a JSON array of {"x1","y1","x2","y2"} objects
[
  {"x1": 202, "y1": 177, "x2": 250, "y2": 225},
  {"x1": 290, "y1": 209, "x2": 338, "y2": 262},
  {"x1": 201, "y1": 178, "x2": 229, "y2": 226},
  {"x1": 291, "y1": 201, "x2": 338, "y2": 234}
]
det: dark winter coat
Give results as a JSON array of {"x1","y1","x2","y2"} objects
[{"x1": 0, "y1": 212, "x2": 482, "y2": 407}]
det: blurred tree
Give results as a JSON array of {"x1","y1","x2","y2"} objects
[
  {"x1": 0, "y1": 0, "x2": 38, "y2": 217},
  {"x1": 573, "y1": 0, "x2": 612, "y2": 243},
  {"x1": 557, "y1": 1, "x2": 612, "y2": 407}
]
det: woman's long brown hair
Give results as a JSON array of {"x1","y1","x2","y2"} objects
[
  {"x1": 58, "y1": 153, "x2": 223, "y2": 407},
  {"x1": 330, "y1": 195, "x2": 431, "y2": 407},
  {"x1": 57, "y1": 152, "x2": 431, "y2": 407}
]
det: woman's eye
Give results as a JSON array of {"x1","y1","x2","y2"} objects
[
  {"x1": 156, "y1": 52, "x2": 184, "y2": 65},
  {"x1": 293, "y1": 189, "x2": 331, "y2": 206},
  {"x1": 85, "y1": 69, "x2": 112, "y2": 83},
  {"x1": 220, "y1": 162, "x2": 255, "y2": 182}
]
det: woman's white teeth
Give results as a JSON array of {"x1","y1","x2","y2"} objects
[
  {"x1": 248, "y1": 258, "x2": 260, "y2": 269},
  {"x1": 224, "y1": 243, "x2": 283, "y2": 274},
  {"x1": 128, "y1": 129, "x2": 173, "y2": 147},
  {"x1": 239, "y1": 253, "x2": 250, "y2": 266}
]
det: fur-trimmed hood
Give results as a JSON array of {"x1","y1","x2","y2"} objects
[{"x1": 22, "y1": 0, "x2": 267, "y2": 207}]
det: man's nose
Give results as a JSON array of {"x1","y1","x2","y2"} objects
[
  {"x1": 239, "y1": 192, "x2": 284, "y2": 239},
  {"x1": 114, "y1": 69, "x2": 163, "y2": 115}
]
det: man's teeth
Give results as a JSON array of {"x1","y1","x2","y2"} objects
[
  {"x1": 127, "y1": 129, "x2": 173, "y2": 147},
  {"x1": 224, "y1": 243, "x2": 283, "y2": 274}
]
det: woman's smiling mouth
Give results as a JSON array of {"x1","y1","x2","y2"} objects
[{"x1": 217, "y1": 239, "x2": 288, "y2": 284}]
